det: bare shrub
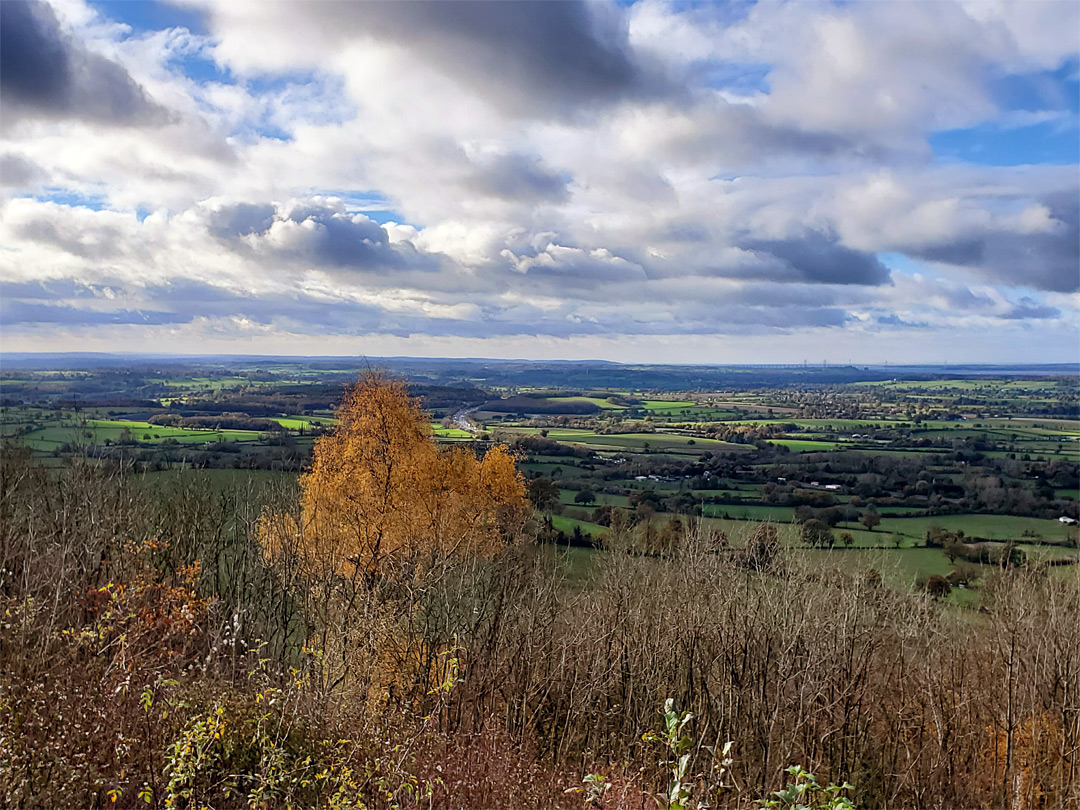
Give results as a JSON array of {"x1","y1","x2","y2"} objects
[{"x1": 4, "y1": 444, "x2": 1080, "y2": 809}]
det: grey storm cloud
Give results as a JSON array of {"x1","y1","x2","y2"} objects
[
  {"x1": 742, "y1": 231, "x2": 892, "y2": 286},
  {"x1": 138, "y1": 280, "x2": 479, "y2": 337},
  {"x1": 678, "y1": 304, "x2": 852, "y2": 330},
  {"x1": 0, "y1": 279, "x2": 372, "y2": 331},
  {"x1": 468, "y1": 152, "x2": 568, "y2": 203},
  {"x1": 1001, "y1": 297, "x2": 1061, "y2": 320},
  {"x1": 924, "y1": 283, "x2": 997, "y2": 312},
  {"x1": 205, "y1": 202, "x2": 276, "y2": 239},
  {"x1": 0, "y1": 271, "x2": 857, "y2": 340},
  {"x1": 876, "y1": 314, "x2": 928, "y2": 328},
  {"x1": 656, "y1": 100, "x2": 907, "y2": 171},
  {"x1": 982, "y1": 193, "x2": 1080, "y2": 293},
  {"x1": 502, "y1": 243, "x2": 648, "y2": 289},
  {"x1": 0, "y1": 153, "x2": 45, "y2": 188},
  {"x1": 0, "y1": 300, "x2": 189, "y2": 326},
  {"x1": 14, "y1": 214, "x2": 126, "y2": 260},
  {"x1": 289, "y1": 208, "x2": 391, "y2": 265},
  {"x1": 908, "y1": 239, "x2": 984, "y2": 266},
  {"x1": 205, "y1": 200, "x2": 437, "y2": 273},
  {"x1": 0, "y1": 278, "x2": 117, "y2": 300},
  {"x1": 0, "y1": 0, "x2": 169, "y2": 129},
  {"x1": 247, "y1": 0, "x2": 661, "y2": 118},
  {"x1": 282, "y1": 207, "x2": 414, "y2": 271},
  {"x1": 138, "y1": 280, "x2": 484, "y2": 336},
  {"x1": 906, "y1": 192, "x2": 1080, "y2": 293}
]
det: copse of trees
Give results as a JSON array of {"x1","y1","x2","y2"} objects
[
  {"x1": 800, "y1": 517, "x2": 835, "y2": 547},
  {"x1": 574, "y1": 488, "x2": 597, "y2": 505}
]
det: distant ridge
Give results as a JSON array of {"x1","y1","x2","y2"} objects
[
  {"x1": 0, "y1": 352, "x2": 622, "y2": 370},
  {"x1": 1, "y1": 352, "x2": 1076, "y2": 380}
]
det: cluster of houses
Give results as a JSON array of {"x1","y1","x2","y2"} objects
[{"x1": 777, "y1": 477, "x2": 842, "y2": 492}]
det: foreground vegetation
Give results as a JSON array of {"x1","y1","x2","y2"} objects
[{"x1": 3, "y1": 375, "x2": 1079, "y2": 809}]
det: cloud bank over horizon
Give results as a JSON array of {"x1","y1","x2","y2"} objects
[{"x1": 1, "y1": 0, "x2": 1077, "y2": 363}]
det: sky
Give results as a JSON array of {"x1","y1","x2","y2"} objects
[{"x1": 0, "y1": 0, "x2": 1078, "y2": 364}]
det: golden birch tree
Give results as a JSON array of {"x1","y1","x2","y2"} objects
[{"x1": 261, "y1": 374, "x2": 527, "y2": 580}]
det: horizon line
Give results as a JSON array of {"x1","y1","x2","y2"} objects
[{"x1": 2, "y1": 351, "x2": 1078, "y2": 372}]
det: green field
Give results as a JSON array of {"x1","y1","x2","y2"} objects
[
  {"x1": 768, "y1": 438, "x2": 845, "y2": 452},
  {"x1": 702, "y1": 503, "x2": 798, "y2": 522},
  {"x1": 804, "y1": 546, "x2": 955, "y2": 585},
  {"x1": 856, "y1": 378, "x2": 1067, "y2": 391},
  {"x1": 875, "y1": 505, "x2": 930, "y2": 516},
  {"x1": 556, "y1": 539, "x2": 1075, "y2": 610},
  {"x1": 531, "y1": 428, "x2": 742, "y2": 454},
  {"x1": 272, "y1": 415, "x2": 336, "y2": 430},
  {"x1": 557, "y1": 488, "x2": 629, "y2": 507},
  {"x1": 845, "y1": 513, "x2": 1076, "y2": 543},
  {"x1": 640, "y1": 399, "x2": 697, "y2": 413},
  {"x1": 546, "y1": 396, "x2": 627, "y2": 410},
  {"x1": 550, "y1": 513, "x2": 608, "y2": 538},
  {"x1": 14, "y1": 419, "x2": 266, "y2": 450},
  {"x1": 146, "y1": 375, "x2": 269, "y2": 391},
  {"x1": 431, "y1": 424, "x2": 474, "y2": 439},
  {"x1": 88, "y1": 419, "x2": 263, "y2": 442},
  {"x1": 687, "y1": 510, "x2": 1079, "y2": 549}
]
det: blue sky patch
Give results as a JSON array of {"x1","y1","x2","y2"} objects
[
  {"x1": 702, "y1": 62, "x2": 770, "y2": 96},
  {"x1": 930, "y1": 117, "x2": 1079, "y2": 166},
  {"x1": 90, "y1": 0, "x2": 208, "y2": 36},
  {"x1": 32, "y1": 190, "x2": 106, "y2": 211},
  {"x1": 170, "y1": 50, "x2": 234, "y2": 86}
]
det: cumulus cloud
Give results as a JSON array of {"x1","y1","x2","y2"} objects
[
  {"x1": 501, "y1": 243, "x2": 648, "y2": 286},
  {"x1": 207, "y1": 198, "x2": 439, "y2": 274}
]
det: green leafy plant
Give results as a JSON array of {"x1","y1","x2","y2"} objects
[
  {"x1": 163, "y1": 706, "x2": 228, "y2": 809},
  {"x1": 755, "y1": 765, "x2": 855, "y2": 810},
  {"x1": 639, "y1": 698, "x2": 736, "y2": 810},
  {"x1": 642, "y1": 698, "x2": 697, "y2": 810}
]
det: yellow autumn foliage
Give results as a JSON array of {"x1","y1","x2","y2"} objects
[{"x1": 261, "y1": 374, "x2": 527, "y2": 578}]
